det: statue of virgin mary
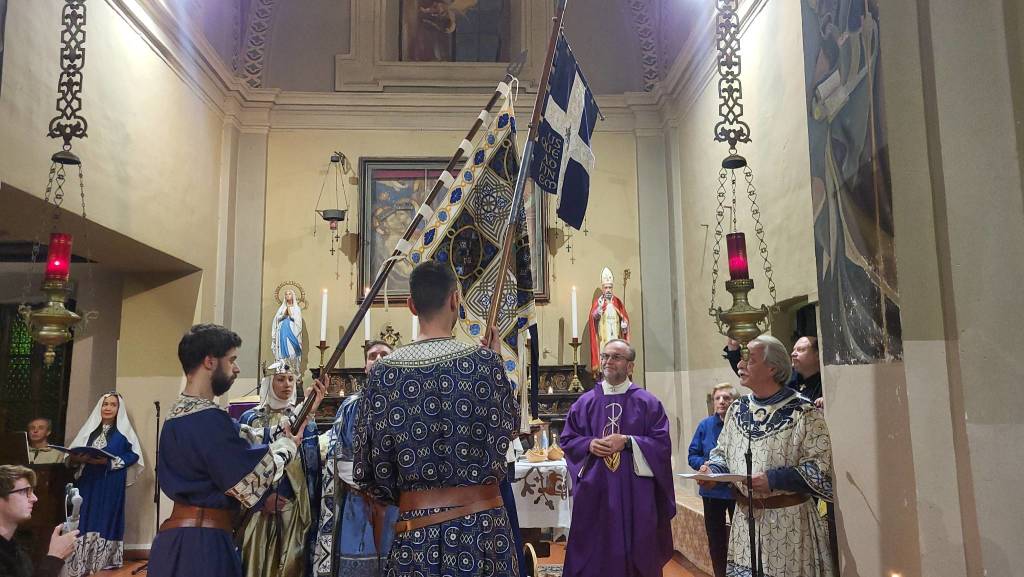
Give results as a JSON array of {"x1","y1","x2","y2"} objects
[{"x1": 272, "y1": 289, "x2": 303, "y2": 362}]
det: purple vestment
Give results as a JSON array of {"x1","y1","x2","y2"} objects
[{"x1": 560, "y1": 383, "x2": 676, "y2": 577}]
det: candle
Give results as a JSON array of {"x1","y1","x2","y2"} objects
[
  {"x1": 726, "y1": 232, "x2": 749, "y2": 280},
  {"x1": 320, "y1": 289, "x2": 328, "y2": 342},
  {"x1": 547, "y1": 385, "x2": 554, "y2": 395},
  {"x1": 364, "y1": 289, "x2": 371, "y2": 341},
  {"x1": 571, "y1": 286, "x2": 579, "y2": 339},
  {"x1": 45, "y1": 232, "x2": 73, "y2": 282},
  {"x1": 412, "y1": 315, "x2": 419, "y2": 340}
]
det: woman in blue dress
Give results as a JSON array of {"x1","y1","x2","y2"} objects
[{"x1": 65, "y1": 392, "x2": 144, "y2": 576}]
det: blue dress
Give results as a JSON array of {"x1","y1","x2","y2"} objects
[
  {"x1": 353, "y1": 338, "x2": 519, "y2": 577},
  {"x1": 149, "y1": 396, "x2": 298, "y2": 577},
  {"x1": 67, "y1": 427, "x2": 139, "y2": 576}
]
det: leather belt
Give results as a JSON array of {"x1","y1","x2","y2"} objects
[
  {"x1": 394, "y1": 484, "x2": 502, "y2": 534},
  {"x1": 159, "y1": 503, "x2": 234, "y2": 533},
  {"x1": 734, "y1": 491, "x2": 810, "y2": 510}
]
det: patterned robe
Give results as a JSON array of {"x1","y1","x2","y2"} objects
[
  {"x1": 353, "y1": 338, "x2": 519, "y2": 577},
  {"x1": 238, "y1": 406, "x2": 321, "y2": 577},
  {"x1": 708, "y1": 387, "x2": 835, "y2": 577}
]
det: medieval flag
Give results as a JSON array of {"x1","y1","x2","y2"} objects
[
  {"x1": 406, "y1": 95, "x2": 536, "y2": 429},
  {"x1": 529, "y1": 33, "x2": 601, "y2": 230}
]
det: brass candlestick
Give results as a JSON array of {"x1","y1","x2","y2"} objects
[
  {"x1": 568, "y1": 337, "x2": 583, "y2": 392},
  {"x1": 316, "y1": 340, "x2": 329, "y2": 368}
]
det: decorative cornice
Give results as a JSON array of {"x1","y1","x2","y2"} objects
[
  {"x1": 240, "y1": 0, "x2": 278, "y2": 89},
  {"x1": 626, "y1": 0, "x2": 660, "y2": 92},
  {"x1": 100, "y1": 0, "x2": 684, "y2": 135}
]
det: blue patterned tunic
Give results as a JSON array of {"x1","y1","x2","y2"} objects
[{"x1": 353, "y1": 338, "x2": 519, "y2": 577}]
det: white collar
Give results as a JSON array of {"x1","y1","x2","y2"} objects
[{"x1": 602, "y1": 380, "x2": 633, "y2": 395}]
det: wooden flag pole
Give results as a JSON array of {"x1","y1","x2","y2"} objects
[
  {"x1": 291, "y1": 70, "x2": 523, "y2": 428},
  {"x1": 483, "y1": 0, "x2": 568, "y2": 340}
]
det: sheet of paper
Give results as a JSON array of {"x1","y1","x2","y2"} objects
[{"x1": 677, "y1": 472, "x2": 748, "y2": 483}]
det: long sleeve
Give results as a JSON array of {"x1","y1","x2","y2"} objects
[
  {"x1": 688, "y1": 420, "x2": 707, "y2": 470},
  {"x1": 707, "y1": 405, "x2": 736, "y2": 474},
  {"x1": 33, "y1": 555, "x2": 65, "y2": 577},
  {"x1": 558, "y1": 396, "x2": 595, "y2": 482},
  {"x1": 352, "y1": 365, "x2": 396, "y2": 504},
  {"x1": 791, "y1": 408, "x2": 834, "y2": 501}
]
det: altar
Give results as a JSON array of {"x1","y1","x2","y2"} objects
[{"x1": 512, "y1": 459, "x2": 572, "y2": 537}]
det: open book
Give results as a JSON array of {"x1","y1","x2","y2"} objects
[
  {"x1": 677, "y1": 472, "x2": 748, "y2": 483},
  {"x1": 48, "y1": 445, "x2": 118, "y2": 461}
]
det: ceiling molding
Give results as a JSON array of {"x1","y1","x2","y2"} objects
[
  {"x1": 239, "y1": 0, "x2": 279, "y2": 89},
  {"x1": 625, "y1": 0, "x2": 660, "y2": 92}
]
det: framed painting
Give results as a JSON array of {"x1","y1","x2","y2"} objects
[
  {"x1": 359, "y1": 158, "x2": 548, "y2": 303},
  {"x1": 399, "y1": 0, "x2": 511, "y2": 63}
]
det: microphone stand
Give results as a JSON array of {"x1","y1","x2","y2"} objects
[
  {"x1": 132, "y1": 401, "x2": 160, "y2": 575},
  {"x1": 745, "y1": 412, "x2": 760, "y2": 577}
]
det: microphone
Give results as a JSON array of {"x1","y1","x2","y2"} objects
[{"x1": 64, "y1": 487, "x2": 82, "y2": 533}]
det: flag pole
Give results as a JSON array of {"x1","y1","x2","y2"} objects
[
  {"x1": 483, "y1": 0, "x2": 568, "y2": 339},
  {"x1": 291, "y1": 72, "x2": 521, "y2": 428}
]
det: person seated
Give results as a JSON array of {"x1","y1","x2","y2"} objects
[
  {"x1": 0, "y1": 465, "x2": 79, "y2": 577},
  {"x1": 25, "y1": 419, "x2": 62, "y2": 465}
]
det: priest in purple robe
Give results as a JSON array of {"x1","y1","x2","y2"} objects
[{"x1": 560, "y1": 338, "x2": 676, "y2": 577}]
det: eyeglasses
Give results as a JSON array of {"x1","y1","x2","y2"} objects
[
  {"x1": 6, "y1": 486, "x2": 35, "y2": 498},
  {"x1": 599, "y1": 353, "x2": 631, "y2": 362}
]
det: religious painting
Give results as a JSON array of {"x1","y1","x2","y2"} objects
[
  {"x1": 800, "y1": 0, "x2": 902, "y2": 364},
  {"x1": 359, "y1": 158, "x2": 548, "y2": 302},
  {"x1": 359, "y1": 159, "x2": 451, "y2": 302},
  {"x1": 399, "y1": 0, "x2": 511, "y2": 63}
]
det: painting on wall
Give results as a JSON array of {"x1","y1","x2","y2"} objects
[
  {"x1": 359, "y1": 158, "x2": 547, "y2": 302},
  {"x1": 400, "y1": 0, "x2": 510, "y2": 63},
  {"x1": 800, "y1": 0, "x2": 902, "y2": 364}
]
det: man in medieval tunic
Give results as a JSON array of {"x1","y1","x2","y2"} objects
[
  {"x1": 353, "y1": 261, "x2": 519, "y2": 577},
  {"x1": 314, "y1": 341, "x2": 399, "y2": 577},
  {"x1": 560, "y1": 339, "x2": 676, "y2": 577},
  {"x1": 702, "y1": 334, "x2": 835, "y2": 577},
  {"x1": 588, "y1": 268, "x2": 629, "y2": 374},
  {"x1": 238, "y1": 360, "x2": 322, "y2": 577},
  {"x1": 149, "y1": 324, "x2": 323, "y2": 577}
]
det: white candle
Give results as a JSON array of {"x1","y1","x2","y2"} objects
[
  {"x1": 320, "y1": 289, "x2": 328, "y2": 342},
  {"x1": 412, "y1": 315, "x2": 419, "y2": 340},
  {"x1": 571, "y1": 286, "x2": 579, "y2": 339},
  {"x1": 364, "y1": 290, "x2": 371, "y2": 341}
]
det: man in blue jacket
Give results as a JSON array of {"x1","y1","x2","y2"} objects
[{"x1": 688, "y1": 383, "x2": 737, "y2": 577}]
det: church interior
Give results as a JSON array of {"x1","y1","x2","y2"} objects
[{"x1": 1, "y1": 0, "x2": 1022, "y2": 576}]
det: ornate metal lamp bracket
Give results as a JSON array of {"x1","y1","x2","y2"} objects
[
  {"x1": 713, "y1": 0, "x2": 750, "y2": 152},
  {"x1": 48, "y1": 0, "x2": 88, "y2": 151}
]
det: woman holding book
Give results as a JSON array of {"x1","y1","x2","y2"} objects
[{"x1": 65, "y1": 392, "x2": 143, "y2": 576}]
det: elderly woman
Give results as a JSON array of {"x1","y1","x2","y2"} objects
[
  {"x1": 699, "y1": 335, "x2": 835, "y2": 577},
  {"x1": 688, "y1": 383, "x2": 737, "y2": 577},
  {"x1": 65, "y1": 392, "x2": 143, "y2": 576}
]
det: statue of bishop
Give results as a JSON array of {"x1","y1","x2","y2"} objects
[{"x1": 589, "y1": 267, "x2": 630, "y2": 373}]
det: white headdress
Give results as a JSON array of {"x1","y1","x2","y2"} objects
[
  {"x1": 601, "y1": 267, "x2": 614, "y2": 285},
  {"x1": 260, "y1": 359, "x2": 298, "y2": 410},
  {"x1": 69, "y1": 392, "x2": 145, "y2": 486}
]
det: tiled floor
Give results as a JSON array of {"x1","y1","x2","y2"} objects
[{"x1": 101, "y1": 545, "x2": 711, "y2": 577}]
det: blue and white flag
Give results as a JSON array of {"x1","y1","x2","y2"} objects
[{"x1": 530, "y1": 34, "x2": 601, "y2": 230}]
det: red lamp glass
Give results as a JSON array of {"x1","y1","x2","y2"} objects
[
  {"x1": 726, "y1": 232, "x2": 749, "y2": 280},
  {"x1": 45, "y1": 232, "x2": 73, "y2": 282}
]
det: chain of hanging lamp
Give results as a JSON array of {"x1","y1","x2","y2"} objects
[{"x1": 708, "y1": 0, "x2": 777, "y2": 334}]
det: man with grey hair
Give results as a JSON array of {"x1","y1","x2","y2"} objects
[
  {"x1": 699, "y1": 335, "x2": 836, "y2": 577},
  {"x1": 560, "y1": 339, "x2": 676, "y2": 577}
]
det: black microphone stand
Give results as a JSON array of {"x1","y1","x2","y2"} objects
[
  {"x1": 745, "y1": 411, "x2": 760, "y2": 577},
  {"x1": 132, "y1": 401, "x2": 160, "y2": 575}
]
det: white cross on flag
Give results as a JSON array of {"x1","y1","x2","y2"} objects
[{"x1": 529, "y1": 34, "x2": 600, "y2": 230}]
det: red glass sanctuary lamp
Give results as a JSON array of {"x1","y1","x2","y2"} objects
[
  {"x1": 45, "y1": 232, "x2": 73, "y2": 282},
  {"x1": 726, "y1": 232, "x2": 749, "y2": 280}
]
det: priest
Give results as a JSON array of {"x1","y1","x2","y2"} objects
[{"x1": 560, "y1": 339, "x2": 675, "y2": 577}]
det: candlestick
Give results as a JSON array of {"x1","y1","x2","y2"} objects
[
  {"x1": 316, "y1": 340, "x2": 329, "y2": 369},
  {"x1": 571, "y1": 286, "x2": 579, "y2": 339},
  {"x1": 320, "y1": 289, "x2": 328, "y2": 342},
  {"x1": 412, "y1": 316, "x2": 419, "y2": 340},
  {"x1": 726, "y1": 232, "x2": 750, "y2": 280},
  {"x1": 568, "y1": 337, "x2": 583, "y2": 392}
]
